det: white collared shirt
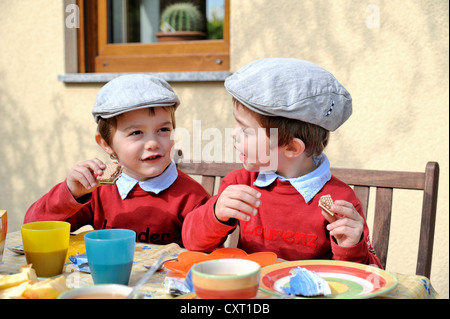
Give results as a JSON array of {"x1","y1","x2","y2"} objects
[
  {"x1": 253, "y1": 153, "x2": 331, "y2": 203},
  {"x1": 116, "y1": 161, "x2": 178, "y2": 199}
]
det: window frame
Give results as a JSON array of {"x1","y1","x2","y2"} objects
[{"x1": 77, "y1": 0, "x2": 230, "y2": 73}]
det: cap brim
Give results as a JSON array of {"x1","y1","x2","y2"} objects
[{"x1": 93, "y1": 102, "x2": 178, "y2": 123}]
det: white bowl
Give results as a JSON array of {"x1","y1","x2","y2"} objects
[{"x1": 58, "y1": 284, "x2": 140, "y2": 299}]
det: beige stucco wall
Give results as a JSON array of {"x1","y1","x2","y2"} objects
[{"x1": 0, "y1": 0, "x2": 448, "y2": 297}]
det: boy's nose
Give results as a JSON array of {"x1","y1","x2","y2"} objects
[
  {"x1": 144, "y1": 137, "x2": 159, "y2": 150},
  {"x1": 231, "y1": 126, "x2": 240, "y2": 142}
]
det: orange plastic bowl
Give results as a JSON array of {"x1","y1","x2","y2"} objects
[{"x1": 164, "y1": 247, "x2": 277, "y2": 276}]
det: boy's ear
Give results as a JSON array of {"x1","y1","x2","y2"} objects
[
  {"x1": 95, "y1": 133, "x2": 114, "y2": 156},
  {"x1": 283, "y1": 138, "x2": 306, "y2": 158}
]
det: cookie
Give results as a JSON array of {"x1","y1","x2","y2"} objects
[
  {"x1": 318, "y1": 194, "x2": 335, "y2": 216},
  {"x1": 97, "y1": 162, "x2": 122, "y2": 185}
]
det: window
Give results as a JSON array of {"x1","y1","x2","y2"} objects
[{"x1": 77, "y1": 0, "x2": 229, "y2": 73}]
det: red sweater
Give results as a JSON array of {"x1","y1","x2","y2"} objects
[
  {"x1": 25, "y1": 169, "x2": 210, "y2": 247},
  {"x1": 183, "y1": 168, "x2": 382, "y2": 267}
]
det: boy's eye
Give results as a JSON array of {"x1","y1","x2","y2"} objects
[
  {"x1": 241, "y1": 127, "x2": 250, "y2": 135},
  {"x1": 159, "y1": 127, "x2": 172, "y2": 133},
  {"x1": 130, "y1": 130, "x2": 143, "y2": 136}
]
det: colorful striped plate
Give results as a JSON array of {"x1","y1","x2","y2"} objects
[{"x1": 260, "y1": 260, "x2": 398, "y2": 299}]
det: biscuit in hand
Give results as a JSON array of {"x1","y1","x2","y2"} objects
[
  {"x1": 97, "y1": 162, "x2": 122, "y2": 185},
  {"x1": 318, "y1": 194, "x2": 335, "y2": 216}
]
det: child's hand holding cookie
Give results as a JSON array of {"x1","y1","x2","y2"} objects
[
  {"x1": 66, "y1": 158, "x2": 106, "y2": 199},
  {"x1": 320, "y1": 196, "x2": 364, "y2": 247}
]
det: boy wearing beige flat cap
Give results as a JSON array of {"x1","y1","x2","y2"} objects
[
  {"x1": 25, "y1": 74, "x2": 210, "y2": 246},
  {"x1": 183, "y1": 58, "x2": 381, "y2": 267}
]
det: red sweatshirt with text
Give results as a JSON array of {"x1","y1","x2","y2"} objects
[
  {"x1": 25, "y1": 169, "x2": 210, "y2": 247},
  {"x1": 182, "y1": 168, "x2": 381, "y2": 267}
]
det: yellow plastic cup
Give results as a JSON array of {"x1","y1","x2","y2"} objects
[{"x1": 21, "y1": 221, "x2": 70, "y2": 277}]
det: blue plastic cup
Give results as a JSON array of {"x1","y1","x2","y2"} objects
[{"x1": 84, "y1": 229, "x2": 136, "y2": 285}]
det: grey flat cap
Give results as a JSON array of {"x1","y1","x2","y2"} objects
[
  {"x1": 92, "y1": 74, "x2": 180, "y2": 123},
  {"x1": 224, "y1": 58, "x2": 352, "y2": 131}
]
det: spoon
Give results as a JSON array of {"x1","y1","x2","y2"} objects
[
  {"x1": 7, "y1": 246, "x2": 25, "y2": 255},
  {"x1": 126, "y1": 252, "x2": 167, "y2": 299},
  {"x1": 143, "y1": 257, "x2": 177, "y2": 269}
]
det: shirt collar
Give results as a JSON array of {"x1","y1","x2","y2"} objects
[
  {"x1": 253, "y1": 153, "x2": 331, "y2": 203},
  {"x1": 116, "y1": 161, "x2": 178, "y2": 200}
]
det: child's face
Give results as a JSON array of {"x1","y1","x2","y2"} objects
[
  {"x1": 231, "y1": 102, "x2": 279, "y2": 172},
  {"x1": 109, "y1": 107, "x2": 174, "y2": 181}
]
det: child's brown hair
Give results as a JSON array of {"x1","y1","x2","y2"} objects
[{"x1": 234, "y1": 98, "x2": 329, "y2": 157}]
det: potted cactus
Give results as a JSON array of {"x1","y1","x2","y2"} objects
[{"x1": 156, "y1": 2, "x2": 206, "y2": 42}]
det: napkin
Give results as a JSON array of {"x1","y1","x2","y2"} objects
[
  {"x1": 281, "y1": 267, "x2": 331, "y2": 297},
  {"x1": 68, "y1": 253, "x2": 90, "y2": 273},
  {"x1": 164, "y1": 269, "x2": 194, "y2": 296}
]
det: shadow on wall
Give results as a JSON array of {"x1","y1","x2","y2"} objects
[{"x1": 0, "y1": 73, "x2": 91, "y2": 231}]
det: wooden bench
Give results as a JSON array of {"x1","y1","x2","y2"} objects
[{"x1": 177, "y1": 159, "x2": 439, "y2": 278}]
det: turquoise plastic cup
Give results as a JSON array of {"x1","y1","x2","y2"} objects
[{"x1": 84, "y1": 229, "x2": 136, "y2": 285}]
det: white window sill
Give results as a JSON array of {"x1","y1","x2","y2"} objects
[{"x1": 58, "y1": 71, "x2": 231, "y2": 83}]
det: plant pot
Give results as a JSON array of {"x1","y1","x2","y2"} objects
[{"x1": 155, "y1": 31, "x2": 206, "y2": 42}]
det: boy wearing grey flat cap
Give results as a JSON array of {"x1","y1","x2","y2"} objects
[
  {"x1": 25, "y1": 75, "x2": 210, "y2": 246},
  {"x1": 183, "y1": 58, "x2": 381, "y2": 267}
]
